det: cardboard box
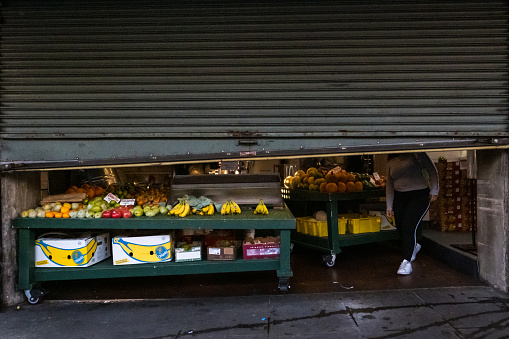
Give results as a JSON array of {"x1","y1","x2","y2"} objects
[
  {"x1": 207, "y1": 241, "x2": 240, "y2": 261},
  {"x1": 112, "y1": 234, "x2": 173, "y2": 265},
  {"x1": 243, "y1": 241, "x2": 280, "y2": 259},
  {"x1": 35, "y1": 232, "x2": 110, "y2": 267},
  {"x1": 175, "y1": 241, "x2": 202, "y2": 262},
  {"x1": 368, "y1": 211, "x2": 396, "y2": 230}
]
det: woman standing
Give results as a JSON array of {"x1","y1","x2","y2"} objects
[{"x1": 386, "y1": 152, "x2": 439, "y2": 275}]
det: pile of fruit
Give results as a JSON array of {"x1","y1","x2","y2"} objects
[
  {"x1": 65, "y1": 184, "x2": 106, "y2": 200},
  {"x1": 284, "y1": 167, "x2": 386, "y2": 193},
  {"x1": 253, "y1": 199, "x2": 269, "y2": 215},
  {"x1": 65, "y1": 182, "x2": 169, "y2": 207},
  {"x1": 20, "y1": 186, "x2": 272, "y2": 219},
  {"x1": 220, "y1": 199, "x2": 242, "y2": 215},
  {"x1": 19, "y1": 194, "x2": 169, "y2": 219}
]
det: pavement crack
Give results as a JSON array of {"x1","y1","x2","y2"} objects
[{"x1": 346, "y1": 306, "x2": 359, "y2": 327}]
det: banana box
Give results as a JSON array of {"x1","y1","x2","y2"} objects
[
  {"x1": 112, "y1": 234, "x2": 174, "y2": 265},
  {"x1": 35, "y1": 233, "x2": 111, "y2": 268}
]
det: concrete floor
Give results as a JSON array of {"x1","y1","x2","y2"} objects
[
  {"x1": 4, "y1": 229, "x2": 499, "y2": 338},
  {"x1": 4, "y1": 285, "x2": 508, "y2": 338},
  {"x1": 39, "y1": 229, "x2": 483, "y2": 301}
]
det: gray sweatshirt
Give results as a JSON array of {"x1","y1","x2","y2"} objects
[{"x1": 386, "y1": 152, "x2": 439, "y2": 210}]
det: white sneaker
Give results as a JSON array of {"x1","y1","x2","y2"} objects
[
  {"x1": 411, "y1": 243, "x2": 421, "y2": 262},
  {"x1": 397, "y1": 259, "x2": 412, "y2": 275}
]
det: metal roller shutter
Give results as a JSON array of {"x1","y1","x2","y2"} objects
[{"x1": 1, "y1": 0, "x2": 508, "y2": 170}]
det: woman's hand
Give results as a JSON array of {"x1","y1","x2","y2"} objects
[
  {"x1": 386, "y1": 209, "x2": 393, "y2": 218},
  {"x1": 430, "y1": 194, "x2": 437, "y2": 202}
]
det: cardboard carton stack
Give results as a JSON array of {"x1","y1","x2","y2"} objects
[{"x1": 430, "y1": 160, "x2": 476, "y2": 232}]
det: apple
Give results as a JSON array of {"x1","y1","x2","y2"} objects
[
  {"x1": 122, "y1": 210, "x2": 132, "y2": 218},
  {"x1": 102, "y1": 209, "x2": 112, "y2": 218},
  {"x1": 134, "y1": 209, "x2": 144, "y2": 217},
  {"x1": 94, "y1": 211, "x2": 102, "y2": 218},
  {"x1": 111, "y1": 209, "x2": 122, "y2": 218}
]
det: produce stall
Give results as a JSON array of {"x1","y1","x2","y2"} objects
[
  {"x1": 282, "y1": 168, "x2": 400, "y2": 267},
  {"x1": 13, "y1": 174, "x2": 295, "y2": 304}
]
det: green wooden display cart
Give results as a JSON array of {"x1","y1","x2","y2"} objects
[
  {"x1": 282, "y1": 188, "x2": 400, "y2": 266},
  {"x1": 13, "y1": 209, "x2": 295, "y2": 304}
]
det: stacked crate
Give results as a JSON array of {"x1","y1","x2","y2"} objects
[{"x1": 430, "y1": 160, "x2": 476, "y2": 232}]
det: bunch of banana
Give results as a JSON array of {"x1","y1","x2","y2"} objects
[
  {"x1": 254, "y1": 199, "x2": 269, "y2": 215},
  {"x1": 202, "y1": 204, "x2": 215, "y2": 215},
  {"x1": 168, "y1": 199, "x2": 191, "y2": 217},
  {"x1": 220, "y1": 199, "x2": 241, "y2": 215}
]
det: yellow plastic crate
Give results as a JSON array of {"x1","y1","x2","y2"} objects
[
  {"x1": 308, "y1": 219, "x2": 328, "y2": 237},
  {"x1": 295, "y1": 217, "x2": 311, "y2": 234},
  {"x1": 297, "y1": 217, "x2": 347, "y2": 237},
  {"x1": 347, "y1": 216, "x2": 381, "y2": 234},
  {"x1": 337, "y1": 218, "x2": 348, "y2": 235}
]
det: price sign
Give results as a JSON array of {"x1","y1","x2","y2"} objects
[
  {"x1": 120, "y1": 199, "x2": 136, "y2": 206},
  {"x1": 372, "y1": 172, "x2": 381, "y2": 181},
  {"x1": 104, "y1": 193, "x2": 120, "y2": 203}
]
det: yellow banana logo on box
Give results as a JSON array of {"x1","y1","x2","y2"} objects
[
  {"x1": 113, "y1": 237, "x2": 172, "y2": 263},
  {"x1": 35, "y1": 238, "x2": 98, "y2": 266}
]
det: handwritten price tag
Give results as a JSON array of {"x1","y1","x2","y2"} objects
[
  {"x1": 104, "y1": 193, "x2": 120, "y2": 203},
  {"x1": 120, "y1": 199, "x2": 135, "y2": 206}
]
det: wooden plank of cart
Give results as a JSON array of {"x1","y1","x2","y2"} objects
[{"x1": 282, "y1": 188, "x2": 399, "y2": 267}]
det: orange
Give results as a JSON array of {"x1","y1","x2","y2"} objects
[
  {"x1": 94, "y1": 187, "x2": 104, "y2": 196},
  {"x1": 336, "y1": 173, "x2": 348, "y2": 183},
  {"x1": 60, "y1": 206, "x2": 70, "y2": 214},
  {"x1": 325, "y1": 173, "x2": 338, "y2": 183},
  {"x1": 54, "y1": 212, "x2": 62, "y2": 218},
  {"x1": 337, "y1": 182, "x2": 347, "y2": 193},
  {"x1": 45, "y1": 211, "x2": 55, "y2": 218},
  {"x1": 346, "y1": 173, "x2": 356, "y2": 182},
  {"x1": 86, "y1": 188, "x2": 95, "y2": 199},
  {"x1": 354, "y1": 181, "x2": 363, "y2": 192},
  {"x1": 319, "y1": 182, "x2": 327, "y2": 193},
  {"x1": 62, "y1": 212, "x2": 70, "y2": 218},
  {"x1": 325, "y1": 183, "x2": 338, "y2": 193},
  {"x1": 346, "y1": 182, "x2": 356, "y2": 192}
]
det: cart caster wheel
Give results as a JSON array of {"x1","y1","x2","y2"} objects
[
  {"x1": 24, "y1": 289, "x2": 45, "y2": 305},
  {"x1": 322, "y1": 254, "x2": 337, "y2": 267},
  {"x1": 278, "y1": 278, "x2": 290, "y2": 293}
]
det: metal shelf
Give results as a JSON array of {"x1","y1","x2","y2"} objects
[{"x1": 283, "y1": 188, "x2": 399, "y2": 264}]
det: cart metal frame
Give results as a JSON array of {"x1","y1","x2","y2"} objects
[
  {"x1": 13, "y1": 210, "x2": 295, "y2": 303},
  {"x1": 282, "y1": 188, "x2": 399, "y2": 266}
]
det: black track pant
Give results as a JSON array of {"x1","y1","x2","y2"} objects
[{"x1": 393, "y1": 188, "x2": 430, "y2": 261}]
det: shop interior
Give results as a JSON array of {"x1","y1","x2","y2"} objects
[{"x1": 27, "y1": 150, "x2": 482, "y2": 301}]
